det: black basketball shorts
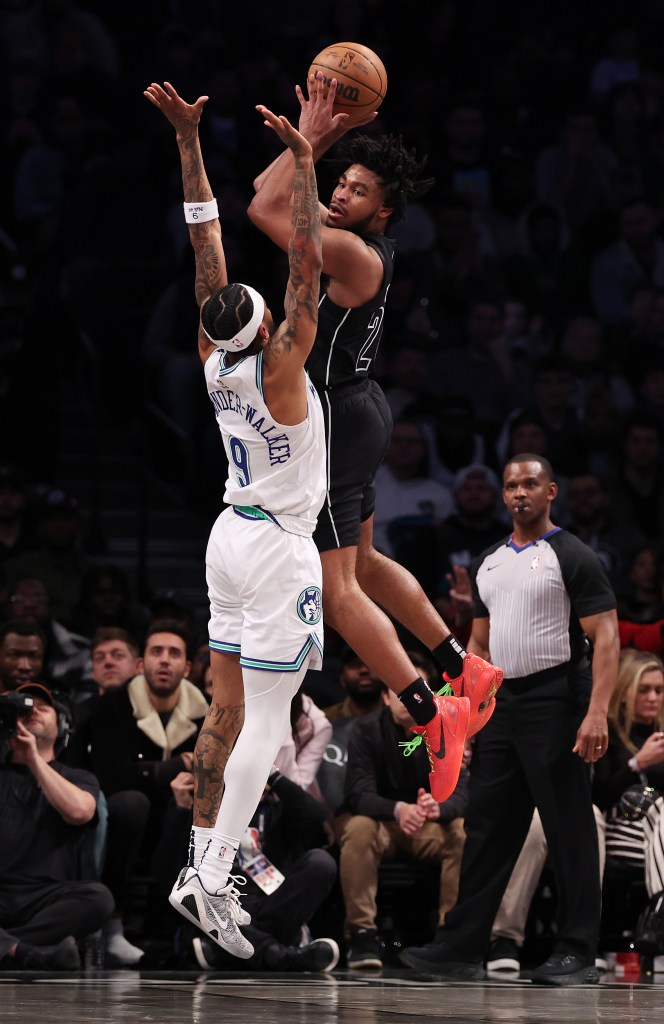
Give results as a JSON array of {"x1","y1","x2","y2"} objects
[{"x1": 313, "y1": 378, "x2": 393, "y2": 552}]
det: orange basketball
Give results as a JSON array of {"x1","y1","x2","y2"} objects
[{"x1": 308, "y1": 42, "x2": 387, "y2": 124}]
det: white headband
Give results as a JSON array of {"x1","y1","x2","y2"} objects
[{"x1": 202, "y1": 283, "x2": 266, "y2": 353}]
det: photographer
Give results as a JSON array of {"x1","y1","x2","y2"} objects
[{"x1": 0, "y1": 683, "x2": 113, "y2": 970}]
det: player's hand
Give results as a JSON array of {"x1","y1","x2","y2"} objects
[
  {"x1": 295, "y1": 73, "x2": 351, "y2": 146},
  {"x1": 573, "y1": 708, "x2": 609, "y2": 763},
  {"x1": 171, "y1": 771, "x2": 195, "y2": 810},
  {"x1": 255, "y1": 106, "x2": 312, "y2": 159},
  {"x1": 144, "y1": 81, "x2": 208, "y2": 139}
]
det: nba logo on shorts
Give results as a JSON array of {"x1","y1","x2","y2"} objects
[{"x1": 297, "y1": 587, "x2": 322, "y2": 624}]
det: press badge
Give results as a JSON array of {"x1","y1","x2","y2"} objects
[{"x1": 239, "y1": 852, "x2": 285, "y2": 894}]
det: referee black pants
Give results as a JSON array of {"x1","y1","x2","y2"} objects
[{"x1": 439, "y1": 667, "x2": 601, "y2": 963}]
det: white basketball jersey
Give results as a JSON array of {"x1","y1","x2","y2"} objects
[{"x1": 204, "y1": 348, "x2": 326, "y2": 528}]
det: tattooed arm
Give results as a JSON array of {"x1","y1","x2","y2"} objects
[
  {"x1": 144, "y1": 81, "x2": 228, "y2": 365},
  {"x1": 254, "y1": 107, "x2": 322, "y2": 424}
]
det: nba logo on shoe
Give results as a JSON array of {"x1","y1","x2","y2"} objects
[{"x1": 297, "y1": 587, "x2": 322, "y2": 624}]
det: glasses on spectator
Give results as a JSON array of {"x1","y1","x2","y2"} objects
[{"x1": 10, "y1": 594, "x2": 48, "y2": 605}]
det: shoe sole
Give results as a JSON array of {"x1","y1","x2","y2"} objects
[
  {"x1": 400, "y1": 950, "x2": 486, "y2": 979},
  {"x1": 318, "y1": 939, "x2": 340, "y2": 973},
  {"x1": 169, "y1": 888, "x2": 254, "y2": 960},
  {"x1": 347, "y1": 958, "x2": 383, "y2": 969},
  {"x1": 467, "y1": 664, "x2": 503, "y2": 736},
  {"x1": 486, "y1": 958, "x2": 520, "y2": 972},
  {"x1": 531, "y1": 965, "x2": 600, "y2": 986}
]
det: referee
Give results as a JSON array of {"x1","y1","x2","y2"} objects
[{"x1": 401, "y1": 454, "x2": 620, "y2": 985}]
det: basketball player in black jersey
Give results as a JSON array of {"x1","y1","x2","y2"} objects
[{"x1": 249, "y1": 75, "x2": 503, "y2": 803}]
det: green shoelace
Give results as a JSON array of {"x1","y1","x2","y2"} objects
[{"x1": 399, "y1": 680, "x2": 454, "y2": 757}]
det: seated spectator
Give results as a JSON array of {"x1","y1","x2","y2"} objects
[
  {"x1": 435, "y1": 464, "x2": 506, "y2": 587},
  {"x1": 151, "y1": 765, "x2": 339, "y2": 973},
  {"x1": 317, "y1": 649, "x2": 387, "y2": 820},
  {"x1": 590, "y1": 200, "x2": 664, "y2": 326},
  {"x1": 421, "y1": 394, "x2": 492, "y2": 491},
  {"x1": 335, "y1": 653, "x2": 468, "y2": 969},
  {"x1": 63, "y1": 625, "x2": 144, "y2": 967},
  {"x1": 605, "y1": 413, "x2": 664, "y2": 542},
  {"x1": 564, "y1": 472, "x2": 647, "y2": 588},
  {"x1": 5, "y1": 576, "x2": 90, "y2": 690},
  {"x1": 71, "y1": 564, "x2": 149, "y2": 643},
  {"x1": 0, "y1": 682, "x2": 113, "y2": 970},
  {"x1": 4, "y1": 491, "x2": 90, "y2": 629},
  {"x1": 86, "y1": 619, "x2": 208, "y2": 954},
  {"x1": 616, "y1": 544, "x2": 664, "y2": 624},
  {"x1": 273, "y1": 688, "x2": 332, "y2": 800},
  {"x1": 0, "y1": 619, "x2": 46, "y2": 691},
  {"x1": 593, "y1": 651, "x2": 664, "y2": 958},
  {"x1": 0, "y1": 466, "x2": 36, "y2": 566},
  {"x1": 374, "y1": 416, "x2": 453, "y2": 555}
]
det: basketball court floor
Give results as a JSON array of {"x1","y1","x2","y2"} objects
[{"x1": 2, "y1": 966, "x2": 663, "y2": 1024}]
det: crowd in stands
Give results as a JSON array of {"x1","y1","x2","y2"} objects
[{"x1": 3, "y1": 0, "x2": 664, "y2": 972}]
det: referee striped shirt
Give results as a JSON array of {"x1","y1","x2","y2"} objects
[{"x1": 471, "y1": 528, "x2": 616, "y2": 679}]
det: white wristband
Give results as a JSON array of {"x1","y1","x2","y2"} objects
[
  {"x1": 184, "y1": 199, "x2": 218, "y2": 223},
  {"x1": 628, "y1": 755, "x2": 641, "y2": 772}
]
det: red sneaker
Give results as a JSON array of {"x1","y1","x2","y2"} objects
[
  {"x1": 411, "y1": 695, "x2": 470, "y2": 802},
  {"x1": 445, "y1": 654, "x2": 503, "y2": 738}
]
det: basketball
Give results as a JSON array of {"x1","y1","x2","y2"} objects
[{"x1": 308, "y1": 42, "x2": 387, "y2": 124}]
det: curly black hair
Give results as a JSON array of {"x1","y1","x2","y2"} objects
[{"x1": 330, "y1": 133, "x2": 434, "y2": 224}]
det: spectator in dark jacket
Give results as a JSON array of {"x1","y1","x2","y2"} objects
[{"x1": 336, "y1": 661, "x2": 468, "y2": 969}]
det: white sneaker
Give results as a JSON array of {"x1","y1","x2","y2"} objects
[
  {"x1": 169, "y1": 867, "x2": 254, "y2": 960},
  {"x1": 103, "y1": 918, "x2": 144, "y2": 966}
]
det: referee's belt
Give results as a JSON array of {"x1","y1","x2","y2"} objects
[{"x1": 502, "y1": 657, "x2": 590, "y2": 694}]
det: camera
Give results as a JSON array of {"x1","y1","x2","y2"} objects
[{"x1": 0, "y1": 691, "x2": 34, "y2": 742}]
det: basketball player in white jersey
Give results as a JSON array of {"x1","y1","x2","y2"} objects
[{"x1": 144, "y1": 81, "x2": 324, "y2": 959}]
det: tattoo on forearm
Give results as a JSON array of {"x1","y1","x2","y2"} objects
[
  {"x1": 178, "y1": 135, "x2": 214, "y2": 203},
  {"x1": 192, "y1": 703, "x2": 244, "y2": 826},
  {"x1": 194, "y1": 241, "x2": 221, "y2": 305}
]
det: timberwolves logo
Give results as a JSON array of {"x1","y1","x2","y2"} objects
[{"x1": 297, "y1": 587, "x2": 322, "y2": 624}]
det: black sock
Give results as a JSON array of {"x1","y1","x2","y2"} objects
[
  {"x1": 432, "y1": 635, "x2": 466, "y2": 679},
  {"x1": 399, "y1": 677, "x2": 436, "y2": 725}
]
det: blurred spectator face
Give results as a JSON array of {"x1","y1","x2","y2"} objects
[
  {"x1": 436, "y1": 202, "x2": 474, "y2": 253},
  {"x1": 624, "y1": 425, "x2": 660, "y2": 468},
  {"x1": 634, "y1": 668, "x2": 664, "y2": 724},
  {"x1": 630, "y1": 285, "x2": 655, "y2": 328},
  {"x1": 386, "y1": 422, "x2": 428, "y2": 477},
  {"x1": 0, "y1": 631, "x2": 45, "y2": 689},
  {"x1": 560, "y1": 318, "x2": 603, "y2": 366},
  {"x1": 340, "y1": 654, "x2": 384, "y2": 705},
  {"x1": 446, "y1": 104, "x2": 485, "y2": 148},
  {"x1": 140, "y1": 631, "x2": 190, "y2": 700},
  {"x1": 50, "y1": 95, "x2": 88, "y2": 151},
  {"x1": 37, "y1": 502, "x2": 80, "y2": 551},
  {"x1": 467, "y1": 302, "x2": 503, "y2": 348},
  {"x1": 0, "y1": 477, "x2": 25, "y2": 522},
  {"x1": 455, "y1": 471, "x2": 497, "y2": 517},
  {"x1": 89, "y1": 572, "x2": 126, "y2": 621},
  {"x1": 567, "y1": 475, "x2": 610, "y2": 524},
  {"x1": 640, "y1": 368, "x2": 664, "y2": 411},
  {"x1": 391, "y1": 347, "x2": 428, "y2": 392},
  {"x1": 582, "y1": 393, "x2": 619, "y2": 443},
  {"x1": 564, "y1": 114, "x2": 600, "y2": 152},
  {"x1": 528, "y1": 210, "x2": 562, "y2": 255},
  {"x1": 9, "y1": 578, "x2": 50, "y2": 625},
  {"x1": 382, "y1": 686, "x2": 415, "y2": 728},
  {"x1": 503, "y1": 300, "x2": 528, "y2": 338},
  {"x1": 510, "y1": 421, "x2": 548, "y2": 455},
  {"x1": 91, "y1": 639, "x2": 139, "y2": 693},
  {"x1": 621, "y1": 203, "x2": 658, "y2": 248},
  {"x1": 188, "y1": 641, "x2": 210, "y2": 688},
  {"x1": 628, "y1": 546, "x2": 658, "y2": 591},
  {"x1": 535, "y1": 368, "x2": 574, "y2": 411}
]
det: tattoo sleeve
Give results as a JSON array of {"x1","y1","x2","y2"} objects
[
  {"x1": 176, "y1": 132, "x2": 226, "y2": 305},
  {"x1": 277, "y1": 151, "x2": 321, "y2": 351},
  {"x1": 192, "y1": 702, "x2": 245, "y2": 827}
]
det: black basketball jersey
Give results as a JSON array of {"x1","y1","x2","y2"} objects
[{"x1": 306, "y1": 232, "x2": 395, "y2": 390}]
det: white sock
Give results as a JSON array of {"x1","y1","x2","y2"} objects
[
  {"x1": 189, "y1": 825, "x2": 212, "y2": 870},
  {"x1": 198, "y1": 830, "x2": 239, "y2": 893}
]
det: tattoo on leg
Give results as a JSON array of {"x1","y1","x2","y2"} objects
[{"x1": 193, "y1": 702, "x2": 244, "y2": 826}]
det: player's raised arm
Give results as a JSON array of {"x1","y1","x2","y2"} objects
[
  {"x1": 257, "y1": 106, "x2": 322, "y2": 370},
  {"x1": 144, "y1": 81, "x2": 228, "y2": 363}
]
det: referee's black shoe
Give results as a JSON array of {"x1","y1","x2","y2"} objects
[{"x1": 531, "y1": 952, "x2": 599, "y2": 986}]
